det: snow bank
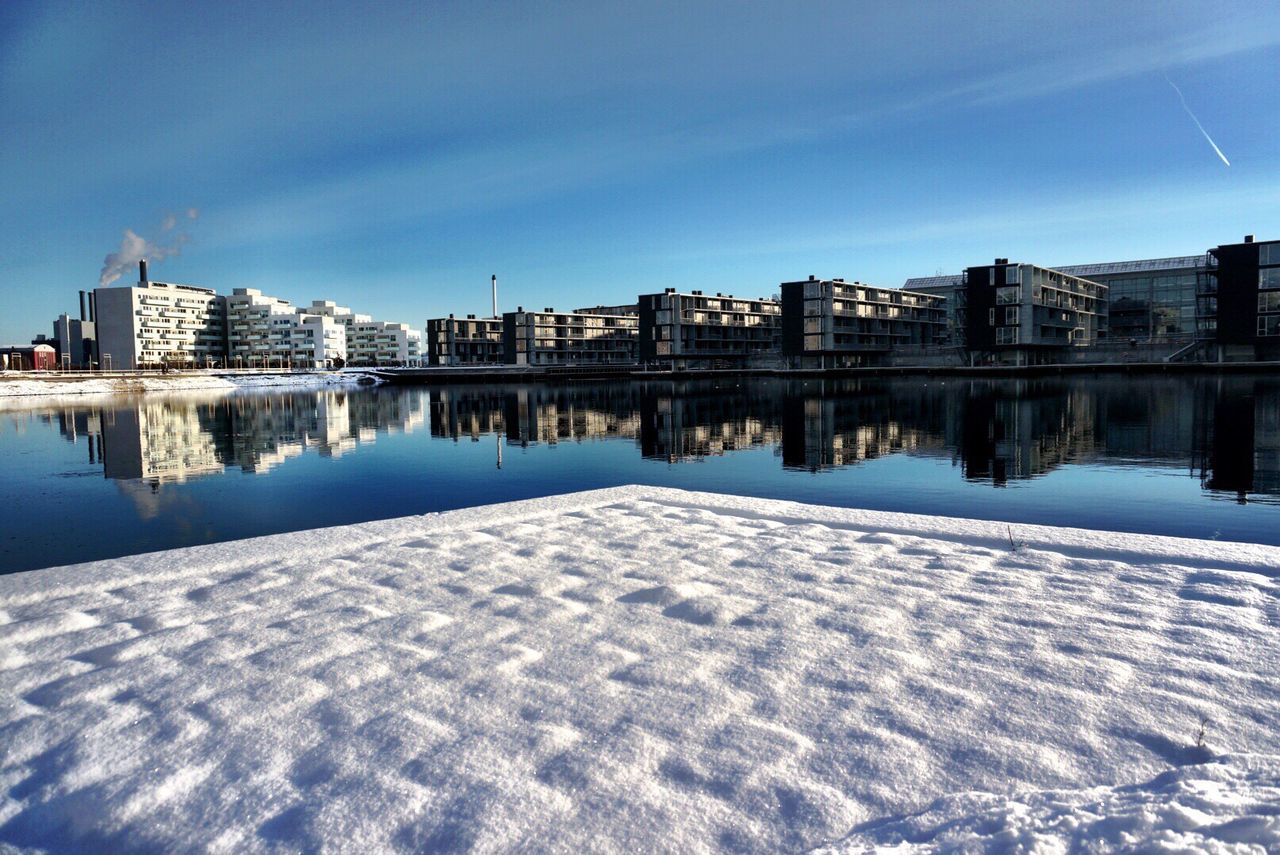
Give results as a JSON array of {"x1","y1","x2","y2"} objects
[
  {"x1": 1, "y1": 487, "x2": 1277, "y2": 852},
  {"x1": 0, "y1": 371, "x2": 381, "y2": 408},
  {"x1": 222, "y1": 371, "x2": 383, "y2": 390}
]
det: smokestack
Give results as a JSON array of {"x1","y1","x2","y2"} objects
[
  {"x1": 491, "y1": 274, "x2": 498, "y2": 319},
  {"x1": 88, "y1": 292, "x2": 96, "y2": 323},
  {"x1": 139, "y1": 259, "x2": 148, "y2": 284},
  {"x1": 79, "y1": 291, "x2": 87, "y2": 322}
]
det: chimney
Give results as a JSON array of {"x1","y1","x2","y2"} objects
[
  {"x1": 808, "y1": 275, "x2": 815, "y2": 281},
  {"x1": 79, "y1": 291, "x2": 87, "y2": 321},
  {"x1": 491, "y1": 274, "x2": 498, "y2": 318},
  {"x1": 139, "y1": 259, "x2": 148, "y2": 285},
  {"x1": 88, "y1": 292, "x2": 96, "y2": 322},
  {"x1": 1245, "y1": 234, "x2": 1255, "y2": 243}
]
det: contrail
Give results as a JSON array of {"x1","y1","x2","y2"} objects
[{"x1": 1165, "y1": 75, "x2": 1230, "y2": 167}]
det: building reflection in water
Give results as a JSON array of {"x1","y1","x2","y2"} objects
[
  {"x1": 52, "y1": 390, "x2": 426, "y2": 484},
  {"x1": 40, "y1": 375, "x2": 1280, "y2": 503}
]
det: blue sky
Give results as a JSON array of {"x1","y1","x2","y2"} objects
[{"x1": 2, "y1": 1, "x2": 1278, "y2": 344}]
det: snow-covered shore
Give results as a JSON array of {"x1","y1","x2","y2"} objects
[
  {"x1": 1, "y1": 487, "x2": 1277, "y2": 851},
  {"x1": 0, "y1": 371, "x2": 382, "y2": 408}
]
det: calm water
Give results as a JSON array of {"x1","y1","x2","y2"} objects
[{"x1": 2, "y1": 374, "x2": 1278, "y2": 573}]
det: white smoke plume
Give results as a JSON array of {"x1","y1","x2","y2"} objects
[
  {"x1": 98, "y1": 209, "x2": 200, "y2": 287},
  {"x1": 1165, "y1": 75, "x2": 1230, "y2": 167}
]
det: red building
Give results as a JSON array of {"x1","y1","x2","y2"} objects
[{"x1": 1, "y1": 344, "x2": 57, "y2": 371}]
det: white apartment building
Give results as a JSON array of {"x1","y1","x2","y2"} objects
[
  {"x1": 304, "y1": 301, "x2": 421, "y2": 366},
  {"x1": 92, "y1": 264, "x2": 412, "y2": 371},
  {"x1": 94, "y1": 264, "x2": 226, "y2": 370},
  {"x1": 226, "y1": 289, "x2": 347, "y2": 368}
]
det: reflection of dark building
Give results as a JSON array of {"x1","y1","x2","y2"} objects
[
  {"x1": 956, "y1": 380, "x2": 1102, "y2": 485},
  {"x1": 430, "y1": 387, "x2": 508, "y2": 440},
  {"x1": 503, "y1": 386, "x2": 641, "y2": 446},
  {"x1": 639, "y1": 381, "x2": 784, "y2": 462},
  {"x1": 780, "y1": 380, "x2": 948, "y2": 471},
  {"x1": 1193, "y1": 377, "x2": 1280, "y2": 502}
]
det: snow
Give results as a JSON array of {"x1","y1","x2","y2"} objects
[
  {"x1": 1, "y1": 486, "x2": 1278, "y2": 852},
  {"x1": 0, "y1": 371, "x2": 382, "y2": 409},
  {"x1": 819, "y1": 756, "x2": 1280, "y2": 852}
]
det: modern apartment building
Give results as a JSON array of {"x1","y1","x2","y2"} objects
[
  {"x1": 963, "y1": 260, "x2": 1108, "y2": 365},
  {"x1": 1197, "y1": 235, "x2": 1280, "y2": 361},
  {"x1": 1053, "y1": 256, "x2": 1202, "y2": 342},
  {"x1": 908, "y1": 255, "x2": 1203, "y2": 346},
  {"x1": 779, "y1": 277, "x2": 947, "y2": 368},
  {"x1": 426, "y1": 315, "x2": 504, "y2": 366},
  {"x1": 94, "y1": 262, "x2": 226, "y2": 370},
  {"x1": 224, "y1": 289, "x2": 347, "y2": 369},
  {"x1": 344, "y1": 320, "x2": 421, "y2": 366},
  {"x1": 502, "y1": 307, "x2": 639, "y2": 365},
  {"x1": 637, "y1": 289, "x2": 780, "y2": 369},
  {"x1": 901, "y1": 275, "x2": 965, "y2": 347}
]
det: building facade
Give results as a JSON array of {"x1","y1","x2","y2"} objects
[
  {"x1": 94, "y1": 265, "x2": 226, "y2": 370},
  {"x1": 1, "y1": 344, "x2": 57, "y2": 371},
  {"x1": 502, "y1": 307, "x2": 639, "y2": 365},
  {"x1": 53, "y1": 314, "x2": 97, "y2": 369},
  {"x1": 779, "y1": 277, "x2": 947, "y2": 368},
  {"x1": 426, "y1": 315, "x2": 505, "y2": 366},
  {"x1": 223, "y1": 289, "x2": 348, "y2": 369},
  {"x1": 1197, "y1": 236, "x2": 1280, "y2": 361},
  {"x1": 637, "y1": 290, "x2": 780, "y2": 369},
  {"x1": 1053, "y1": 256, "x2": 1202, "y2": 342},
  {"x1": 304, "y1": 301, "x2": 420, "y2": 366},
  {"x1": 963, "y1": 260, "x2": 1108, "y2": 365}
]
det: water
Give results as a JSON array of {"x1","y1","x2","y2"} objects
[{"x1": 2, "y1": 374, "x2": 1278, "y2": 573}]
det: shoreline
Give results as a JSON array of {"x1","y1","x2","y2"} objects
[
  {"x1": 2, "y1": 487, "x2": 1277, "y2": 850},
  {"x1": 0, "y1": 370, "x2": 383, "y2": 404},
  {"x1": 372, "y1": 360, "x2": 1280, "y2": 385},
  {"x1": 4, "y1": 361, "x2": 1277, "y2": 398}
]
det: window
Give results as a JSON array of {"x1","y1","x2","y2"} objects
[
  {"x1": 996, "y1": 286, "x2": 1020, "y2": 305},
  {"x1": 1004, "y1": 266, "x2": 1020, "y2": 285},
  {"x1": 1261, "y1": 244, "x2": 1280, "y2": 266},
  {"x1": 996, "y1": 327, "x2": 1019, "y2": 345},
  {"x1": 1006, "y1": 307, "x2": 1019, "y2": 325},
  {"x1": 988, "y1": 308, "x2": 996, "y2": 326},
  {"x1": 1259, "y1": 291, "x2": 1280, "y2": 313},
  {"x1": 1260, "y1": 268, "x2": 1280, "y2": 289},
  {"x1": 1259, "y1": 315, "x2": 1280, "y2": 337}
]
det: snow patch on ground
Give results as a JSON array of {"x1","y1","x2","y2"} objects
[
  {"x1": 1, "y1": 487, "x2": 1278, "y2": 851},
  {"x1": 0, "y1": 371, "x2": 382, "y2": 408}
]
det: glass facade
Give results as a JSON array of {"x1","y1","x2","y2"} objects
[{"x1": 1055, "y1": 257, "x2": 1202, "y2": 341}]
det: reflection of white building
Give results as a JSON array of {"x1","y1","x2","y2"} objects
[{"x1": 101, "y1": 399, "x2": 226, "y2": 483}]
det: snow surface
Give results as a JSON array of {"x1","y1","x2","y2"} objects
[
  {"x1": 1, "y1": 486, "x2": 1278, "y2": 852},
  {"x1": 0, "y1": 371, "x2": 382, "y2": 409}
]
